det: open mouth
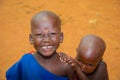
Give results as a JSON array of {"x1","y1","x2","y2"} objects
[
  {"x1": 42, "y1": 46, "x2": 53, "y2": 50},
  {"x1": 41, "y1": 45, "x2": 54, "y2": 55}
]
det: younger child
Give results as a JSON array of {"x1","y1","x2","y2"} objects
[
  {"x1": 60, "y1": 34, "x2": 109, "y2": 80},
  {"x1": 6, "y1": 11, "x2": 74, "y2": 80}
]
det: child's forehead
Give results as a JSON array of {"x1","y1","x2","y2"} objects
[
  {"x1": 32, "y1": 25, "x2": 60, "y2": 31},
  {"x1": 77, "y1": 52, "x2": 101, "y2": 64}
]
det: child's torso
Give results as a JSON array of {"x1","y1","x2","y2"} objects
[{"x1": 20, "y1": 53, "x2": 68, "y2": 80}]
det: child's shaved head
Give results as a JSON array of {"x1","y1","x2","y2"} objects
[
  {"x1": 29, "y1": 11, "x2": 64, "y2": 57},
  {"x1": 77, "y1": 34, "x2": 106, "y2": 61},
  {"x1": 31, "y1": 11, "x2": 61, "y2": 33},
  {"x1": 76, "y1": 34, "x2": 106, "y2": 74}
]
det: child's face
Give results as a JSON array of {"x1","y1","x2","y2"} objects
[
  {"x1": 30, "y1": 16, "x2": 63, "y2": 57},
  {"x1": 76, "y1": 48, "x2": 101, "y2": 74}
]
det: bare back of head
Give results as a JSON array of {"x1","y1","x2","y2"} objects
[{"x1": 78, "y1": 34, "x2": 106, "y2": 61}]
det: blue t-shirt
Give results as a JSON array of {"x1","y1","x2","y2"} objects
[{"x1": 6, "y1": 54, "x2": 68, "y2": 80}]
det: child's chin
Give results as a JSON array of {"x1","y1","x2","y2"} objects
[{"x1": 42, "y1": 52, "x2": 54, "y2": 58}]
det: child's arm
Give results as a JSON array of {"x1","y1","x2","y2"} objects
[
  {"x1": 59, "y1": 53, "x2": 89, "y2": 80},
  {"x1": 59, "y1": 52, "x2": 75, "y2": 80},
  {"x1": 75, "y1": 67, "x2": 89, "y2": 80},
  {"x1": 67, "y1": 58, "x2": 90, "y2": 80},
  {"x1": 66, "y1": 64, "x2": 75, "y2": 80}
]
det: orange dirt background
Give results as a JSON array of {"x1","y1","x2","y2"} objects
[{"x1": 0, "y1": 0, "x2": 120, "y2": 80}]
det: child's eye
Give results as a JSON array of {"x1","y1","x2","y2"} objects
[
  {"x1": 50, "y1": 33, "x2": 57, "y2": 36},
  {"x1": 77, "y1": 59, "x2": 81, "y2": 62},
  {"x1": 76, "y1": 58, "x2": 81, "y2": 62},
  {"x1": 87, "y1": 64, "x2": 94, "y2": 67},
  {"x1": 36, "y1": 34, "x2": 43, "y2": 37}
]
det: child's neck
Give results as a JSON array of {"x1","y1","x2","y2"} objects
[
  {"x1": 33, "y1": 51, "x2": 59, "y2": 63},
  {"x1": 33, "y1": 51, "x2": 60, "y2": 71}
]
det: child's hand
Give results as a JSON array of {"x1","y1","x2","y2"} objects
[
  {"x1": 59, "y1": 52, "x2": 69, "y2": 63},
  {"x1": 59, "y1": 52, "x2": 80, "y2": 71},
  {"x1": 67, "y1": 57, "x2": 80, "y2": 71}
]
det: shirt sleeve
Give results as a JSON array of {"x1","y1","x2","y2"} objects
[{"x1": 6, "y1": 61, "x2": 21, "y2": 80}]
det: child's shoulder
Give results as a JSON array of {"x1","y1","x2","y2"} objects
[
  {"x1": 99, "y1": 61, "x2": 107, "y2": 67},
  {"x1": 98, "y1": 60, "x2": 107, "y2": 71},
  {"x1": 58, "y1": 52, "x2": 75, "y2": 76},
  {"x1": 19, "y1": 53, "x2": 33, "y2": 61},
  {"x1": 93, "y1": 61, "x2": 109, "y2": 80},
  {"x1": 22, "y1": 53, "x2": 32, "y2": 57}
]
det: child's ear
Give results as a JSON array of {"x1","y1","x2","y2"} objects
[
  {"x1": 29, "y1": 34, "x2": 33, "y2": 44},
  {"x1": 60, "y1": 32, "x2": 64, "y2": 43}
]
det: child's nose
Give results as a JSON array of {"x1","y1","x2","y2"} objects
[
  {"x1": 43, "y1": 34, "x2": 50, "y2": 42},
  {"x1": 42, "y1": 29, "x2": 51, "y2": 42}
]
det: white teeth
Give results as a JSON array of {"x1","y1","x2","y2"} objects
[
  {"x1": 42, "y1": 46, "x2": 52, "y2": 49},
  {"x1": 48, "y1": 46, "x2": 52, "y2": 48},
  {"x1": 42, "y1": 46, "x2": 47, "y2": 49}
]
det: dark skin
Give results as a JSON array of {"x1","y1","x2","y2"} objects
[
  {"x1": 60, "y1": 35, "x2": 109, "y2": 80},
  {"x1": 29, "y1": 11, "x2": 74, "y2": 80}
]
